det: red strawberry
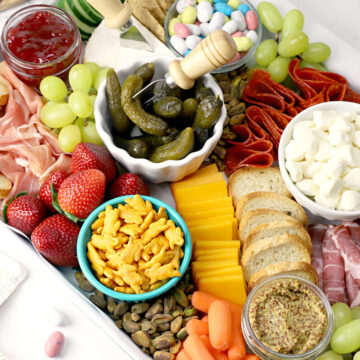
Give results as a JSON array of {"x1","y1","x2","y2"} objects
[
  {"x1": 108, "y1": 173, "x2": 150, "y2": 199},
  {"x1": 31, "y1": 214, "x2": 80, "y2": 267},
  {"x1": 39, "y1": 171, "x2": 69, "y2": 212},
  {"x1": 70, "y1": 143, "x2": 117, "y2": 183},
  {"x1": 7, "y1": 194, "x2": 47, "y2": 235},
  {"x1": 58, "y1": 169, "x2": 106, "y2": 219}
]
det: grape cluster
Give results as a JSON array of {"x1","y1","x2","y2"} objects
[
  {"x1": 39, "y1": 63, "x2": 109, "y2": 153},
  {"x1": 253, "y1": 1, "x2": 331, "y2": 83}
]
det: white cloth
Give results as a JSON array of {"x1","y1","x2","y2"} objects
[{"x1": 0, "y1": 252, "x2": 26, "y2": 306}]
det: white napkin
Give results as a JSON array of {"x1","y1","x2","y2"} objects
[
  {"x1": 0, "y1": 351, "x2": 9, "y2": 360},
  {"x1": 0, "y1": 252, "x2": 27, "y2": 306}
]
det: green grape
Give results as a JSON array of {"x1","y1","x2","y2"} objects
[
  {"x1": 330, "y1": 319, "x2": 360, "y2": 354},
  {"x1": 354, "y1": 351, "x2": 360, "y2": 360},
  {"x1": 301, "y1": 42, "x2": 331, "y2": 63},
  {"x1": 94, "y1": 68, "x2": 109, "y2": 91},
  {"x1": 40, "y1": 76, "x2": 68, "y2": 102},
  {"x1": 278, "y1": 31, "x2": 309, "y2": 57},
  {"x1": 282, "y1": 9, "x2": 304, "y2": 39},
  {"x1": 88, "y1": 94, "x2": 96, "y2": 120},
  {"x1": 40, "y1": 102, "x2": 76, "y2": 128},
  {"x1": 317, "y1": 350, "x2": 343, "y2": 360},
  {"x1": 75, "y1": 118, "x2": 103, "y2": 145},
  {"x1": 257, "y1": 1, "x2": 283, "y2": 33},
  {"x1": 68, "y1": 91, "x2": 92, "y2": 118},
  {"x1": 351, "y1": 306, "x2": 360, "y2": 320},
  {"x1": 281, "y1": 75, "x2": 297, "y2": 91},
  {"x1": 300, "y1": 60, "x2": 327, "y2": 71},
  {"x1": 249, "y1": 64, "x2": 267, "y2": 75},
  {"x1": 255, "y1": 39, "x2": 278, "y2": 66},
  {"x1": 69, "y1": 64, "x2": 92, "y2": 93},
  {"x1": 332, "y1": 303, "x2": 353, "y2": 330},
  {"x1": 58, "y1": 124, "x2": 82, "y2": 153},
  {"x1": 85, "y1": 62, "x2": 101, "y2": 85},
  {"x1": 267, "y1": 56, "x2": 290, "y2": 83}
]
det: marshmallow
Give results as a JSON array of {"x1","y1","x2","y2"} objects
[
  {"x1": 313, "y1": 171, "x2": 330, "y2": 187},
  {"x1": 319, "y1": 178, "x2": 343, "y2": 198},
  {"x1": 339, "y1": 190, "x2": 360, "y2": 211},
  {"x1": 302, "y1": 129, "x2": 319, "y2": 154},
  {"x1": 304, "y1": 162, "x2": 323, "y2": 179},
  {"x1": 315, "y1": 193, "x2": 340, "y2": 210},
  {"x1": 329, "y1": 116, "x2": 354, "y2": 133},
  {"x1": 328, "y1": 131, "x2": 351, "y2": 147},
  {"x1": 323, "y1": 157, "x2": 347, "y2": 178},
  {"x1": 356, "y1": 114, "x2": 360, "y2": 130},
  {"x1": 286, "y1": 160, "x2": 303, "y2": 182},
  {"x1": 305, "y1": 152, "x2": 316, "y2": 162},
  {"x1": 285, "y1": 139, "x2": 306, "y2": 161},
  {"x1": 337, "y1": 145, "x2": 360, "y2": 167},
  {"x1": 343, "y1": 168, "x2": 360, "y2": 191},
  {"x1": 312, "y1": 128, "x2": 328, "y2": 142},
  {"x1": 353, "y1": 130, "x2": 360, "y2": 148},
  {"x1": 296, "y1": 179, "x2": 319, "y2": 197},
  {"x1": 315, "y1": 141, "x2": 333, "y2": 162},
  {"x1": 293, "y1": 120, "x2": 315, "y2": 140},
  {"x1": 313, "y1": 110, "x2": 337, "y2": 130},
  {"x1": 342, "y1": 112, "x2": 357, "y2": 121}
]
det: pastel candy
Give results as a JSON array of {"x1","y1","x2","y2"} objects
[
  {"x1": 200, "y1": 22, "x2": 210, "y2": 36},
  {"x1": 231, "y1": 30, "x2": 244, "y2": 37},
  {"x1": 168, "y1": 18, "x2": 181, "y2": 36},
  {"x1": 231, "y1": 10, "x2": 246, "y2": 31},
  {"x1": 45, "y1": 331, "x2": 65, "y2": 358},
  {"x1": 182, "y1": 6, "x2": 197, "y2": 24},
  {"x1": 246, "y1": 29, "x2": 258, "y2": 44},
  {"x1": 184, "y1": 49, "x2": 192, "y2": 56},
  {"x1": 170, "y1": 35, "x2": 188, "y2": 55},
  {"x1": 227, "y1": 0, "x2": 240, "y2": 10},
  {"x1": 44, "y1": 307, "x2": 65, "y2": 327},
  {"x1": 214, "y1": 2, "x2": 233, "y2": 16},
  {"x1": 174, "y1": 22, "x2": 191, "y2": 38},
  {"x1": 186, "y1": 34, "x2": 202, "y2": 49},
  {"x1": 237, "y1": 3, "x2": 250, "y2": 15},
  {"x1": 198, "y1": 0, "x2": 213, "y2": 3},
  {"x1": 222, "y1": 19, "x2": 238, "y2": 34},
  {"x1": 176, "y1": 0, "x2": 196, "y2": 14},
  {"x1": 195, "y1": 20, "x2": 201, "y2": 25},
  {"x1": 245, "y1": 10, "x2": 258, "y2": 30},
  {"x1": 213, "y1": 0, "x2": 226, "y2": 3},
  {"x1": 197, "y1": 0, "x2": 213, "y2": 22},
  {"x1": 233, "y1": 36, "x2": 252, "y2": 51},
  {"x1": 187, "y1": 24, "x2": 202, "y2": 35},
  {"x1": 209, "y1": 11, "x2": 225, "y2": 32},
  {"x1": 228, "y1": 52, "x2": 241, "y2": 63}
]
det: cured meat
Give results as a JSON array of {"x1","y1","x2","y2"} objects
[
  {"x1": 343, "y1": 221, "x2": 360, "y2": 248},
  {"x1": 0, "y1": 62, "x2": 71, "y2": 211},
  {"x1": 322, "y1": 226, "x2": 346, "y2": 304},
  {"x1": 308, "y1": 224, "x2": 328, "y2": 290}
]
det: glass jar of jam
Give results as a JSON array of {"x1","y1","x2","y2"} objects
[{"x1": 1, "y1": 5, "x2": 82, "y2": 88}]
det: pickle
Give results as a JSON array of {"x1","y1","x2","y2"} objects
[
  {"x1": 150, "y1": 127, "x2": 194, "y2": 163},
  {"x1": 195, "y1": 87, "x2": 213, "y2": 103},
  {"x1": 194, "y1": 128, "x2": 210, "y2": 149},
  {"x1": 153, "y1": 81, "x2": 182, "y2": 102},
  {"x1": 134, "y1": 63, "x2": 154, "y2": 86},
  {"x1": 182, "y1": 98, "x2": 198, "y2": 119},
  {"x1": 193, "y1": 96, "x2": 223, "y2": 129},
  {"x1": 121, "y1": 74, "x2": 168, "y2": 136},
  {"x1": 140, "y1": 133, "x2": 178, "y2": 148},
  {"x1": 153, "y1": 96, "x2": 183, "y2": 119},
  {"x1": 113, "y1": 135, "x2": 150, "y2": 159},
  {"x1": 106, "y1": 69, "x2": 132, "y2": 134}
]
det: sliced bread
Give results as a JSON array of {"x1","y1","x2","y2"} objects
[
  {"x1": 228, "y1": 167, "x2": 291, "y2": 207},
  {"x1": 241, "y1": 234, "x2": 311, "y2": 282},
  {"x1": 238, "y1": 209, "x2": 296, "y2": 245},
  {"x1": 244, "y1": 219, "x2": 311, "y2": 252},
  {"x1": 248, "y1": 261, "x2": 319, "y2": 291},
  {"x1": 236, "y1": 191, "x2": 308, "y2": 225}
]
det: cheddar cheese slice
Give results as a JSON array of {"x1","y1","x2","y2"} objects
[
  {"x1": 194, "y1": 247, "x2": 239, "y2": 259},
  {"x1": 183, "y1": 164, "x2": 219, "y2": 180},
  {"x1": 194, "y1": 266, "x2": 244, "y2": 286},
  {"x1": 196, "y1": 248, "x2": 239, "y2": 262},
  {"x1": 192, "y1": 260, "x2": 239, "y2": 274},
  {"x1": 189, "y1": 220, "x2": 233, "y2": 242},
  {"x1": 171, "y1": 173, "x2": 224, "y2": 192},
  {"x1": 195, "y1": 241, "x2": 241, "y2": 251},
  {"x1": 181, "y1": 207, "x2": 234, "y2": 221},
  {"x1": 186, "y1": 214, "x2": 234, "y2": 229},
  {"x1": 176, "y1": 197, "x2": 233, "y2": 214}
]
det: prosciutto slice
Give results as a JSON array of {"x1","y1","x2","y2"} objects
[
  {"x1": 308, "y1": 224, "x2": 328, "y2": 290},
  {"x1": 0, "y1": 62, "x2": 71, "y2": 211}
]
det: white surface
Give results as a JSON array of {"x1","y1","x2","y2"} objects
[{"x1": 0, "y1": 0, "x2": 360, "y2": 359}]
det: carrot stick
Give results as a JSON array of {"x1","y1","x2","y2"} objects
[
  {"x1": 186, "y1": 319, "x2": 209, "y2": 336},
  {"x1": 228, "y1": 311, "x2": 246, "y2": 360},
  {"x1": 184, "y1": 334, "x2": 215, "y2": 360},
  {"x1": 177, "y1": 350, "x2": 191, "y2": 360},
  {"x1": 244, "y1": 355, "x2": 260, "y2": 360},
  {"x1": 192, "y1": 291, "x2": 243, "y2": 313},
  {"x1": 208, "y1": 300, "x2": 233, "y2": 352},
  {"x1": 201, "y1": 335, "x2": 229, "y2": 360},
  {"x1": 202, "y1": 315, "x2": 209, "y2": 323}
]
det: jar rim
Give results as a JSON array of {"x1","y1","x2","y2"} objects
[
  {"x1": 1, "y1": 4, "x2": 81, "y2": 69},
  {"x1": 241, "y1": 274, "x2": 334, "y2": 360}
]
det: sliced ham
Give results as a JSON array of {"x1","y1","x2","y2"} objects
[
  {"x1": 323, "y1": 225, "x2": 346, "y2": 304},
  {"x1": 309, "y1": 223, "x2": 328, "y2": 290},
  {"x1": 343, "y1": 221, "x2": 360, "y2": 248}
]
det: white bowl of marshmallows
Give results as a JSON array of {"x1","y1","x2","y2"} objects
[{"x1": 279, "y1": 101, "x2": 360, "y2": 221}]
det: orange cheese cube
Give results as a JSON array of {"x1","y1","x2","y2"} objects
[
  {"x1": 171, "y1": 173, "x2": 224, "y2": 192},
  {"x1": 176, "y1": 197, "x2": 233, "y2": 214}
]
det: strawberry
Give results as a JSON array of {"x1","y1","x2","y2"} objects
[
  {"x1": 31, "y1": 214, "x2": 80, "y2": 267},
  {"x1": 70, "y1": 143, "x2": 117, "y2": 183},
  {"x1": 108, "y1": 173, "x2": 150, "y2": 199},
  {"x1": 6, "y1": 194, "x2": 47, "y2": 235},
  {"x1": 57, "y1": 169, "x2": 106, "y2": 219},
  {"x1": 39, "y1": 171, "x2": 69, "y2": 212}
]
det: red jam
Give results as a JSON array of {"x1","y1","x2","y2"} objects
[{"x1": 7, "y1": 11, "x2": 75, "y2": 64}]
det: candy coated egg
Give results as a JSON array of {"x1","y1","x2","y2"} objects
[
  {"x1": 182, "y1": 6, "x2": 197, "y2": 24},
  {"x1": 184, "y1": 49, "x2": 192, "y2": 56},
  {"x1": 209, "y1": 11, "x2": 225, "y2": 32},
  {"x1": 237, "y1": 3, "x2": 250, "y2": 14},
  {"x1": 233, "y1": 35, "x2": 252, "y2": 51},
  {"x1": 176, "y1": 0, "x2": 196, "y2": 14},
  {"x1": 213, "y1": 0, "x2": 227, "y2": 3},
  {"x1": 246, "y1": 29, "x2": 258, "y2": 44},
  {"x1": 231, "y1": 30, "x2": 244, "y2": 37},
  {"x1": 198, "y1": 0, "x2": 213, "y2": 3},
  {"x1": 245, "y1": 10, "x2": 258, "y2": 30},
  {"x1": 187, "y1": 24, "x2": 202, "y2": 35},
  {"x1": 227, "y1": 0, "x2": 240, "y2": 10},
  {"x1": 228, "y1": 52, "x2": 241, "y2": 63},
  {"x1": 197, "y1": 0, "x2": 213, "y2": 22},
  {"x1": 44, "y1": 307, "x2": 65, "y2": 327},
  {"x1": 222, "y1": 19, "x2": 238, "y2": 33},
  {"x1": 195, "y1": 20, "x2": 201, "y2": 25},
  {"x1": 168, "y1": 18, "x2": 181, "y2": 36},
  {"x1": 200, "y1": 22, "x2": 210, "y2": 36},
  {"x1": 214, "y1": 2, "x2": 233, "y2": 16},
  {"x1": 170, "y1": 35, "x2": 189, "y2": 55},
  {"x1": 231, "y1": 10, "x2": 246, "y2": 30},
  {"x1": 174, "y1": 22, "x2": 191, "y2": 38},
  {"x1": 45, "y1": 331, "x2": 65, "y2": 358},
  {"x1": 186, "y1": 34, "x2": 202, "y2": 49},
  {"x1": 224, "y1": 15, "x2": 230, "y2": 23}
]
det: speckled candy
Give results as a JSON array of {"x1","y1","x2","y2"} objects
[
  {"x1": 187, "y1": 24, "x2": 202, "y2": 35},
  {"x1": 168, "y1": 18, "x2": 181, "y2": 36},
  {"x1": 237, "y1": 3, "x2": 250, "y2": 14},
  {"x1": 170, "y1": 34, "x2": 188, "y2": 55},
  {"x1": 228, "y1": 52, "x2": 241, "y2": 63},
  {"x1": 174, "y1": 22, "x2": 191, "y2": 38},
  {"x1": 227, "y1": 0, "x2": 240, "y2": 10},
  {"x1": 182, "y1": 6, "x2": 197, "y2": 24},
  {"x1": 200, "y1": 22, "x2": 211, "y2": 36},
  {"x1": 209, "y1": 11, "x2": 225, "y2": 32},
  {"x1": 233, "y1": 35, "x2": 252, "y2": 51},
  {"x1": 198, "y1": 0, "x2": 213, "y2": 3},
  {"x1": 176, "y1": 0, "x2": 196, "y2": 14},
  {"x1": 186, "y1": 34, "x2": 202, "y2": 49},
  {"x1": 231, "y1": 30, "x2": 244, "y2": 37},
  {"x1": 222, "y1": 19, "x2": 239, "y2": 34},
  {"x1": 197, "y1": 0, "x2": 213, "y2": 22},
  {"x1": 246, "y1": 29, "x2": 258, "y2": 44},
  {"x1": 214, "y1": 2, "x2": 233, "y2": 16},
  {"x1": 45, "y1": 331, "x2": 65, "y2": 358},
  {"x1": 245, "y1": 10, "x2": 258, "y2": 30},
  {"x1": 231, "y1": 10, "x2": 246, "y2": 31}
]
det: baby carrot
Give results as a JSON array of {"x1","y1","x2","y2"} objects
[
  {"x1": 192, "y1": 291, "x2": 243, "y2": 313},
  {"x1": 184, "y1": 333, "x2": 215, "y2": 360},
  {"x1": 209, "y1": 300, "x2": 233, "y2": 352},
  {"x1": 177, "y1": 350, "x2": 191, "y2": 360},
  {"x1": 186, "y1": 319, "x2": 209, "y2": 336},
  {"x1": 244, "y1": 355, "x2": 260, "y2": 360},
  {"x1": 202, "y1": 315, "x2": 209, "y2": 323},
  {"x1": 228, "y1": 311, "x2": 246, "y2": 360},
  {"x1": 201, "y1": 335, "x2": 229, "y2": 360}
]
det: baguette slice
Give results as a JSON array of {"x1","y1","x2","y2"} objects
[
  {"x1": 0, "y1": 174, "x2": 12, "y2": 199},
  {"x1": 238, "y1": 209, "x2": 296, "y2": 245},
  {"x1": 228, "y1": 167, "x2": 291, "y2": 207},
  {"x1": 236, "y1": 191, "x2": 308, "y2": 225},
  {"x1": 241, "y1": 234, "x2": 311, "y2": 282},
  {"x1": 248, "y1": 261, "x2": 319, "y2": 292},
  {"x1": 244, "y1": 219, "x2": 311, "y2": 252}
]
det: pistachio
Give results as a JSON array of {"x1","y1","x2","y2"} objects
[
  {"x1": 123, "y1": 312, "x2": 132, "y2": 322},
  {"x1": 214, "y1": 145, "x2": 226, "y2": 160},
  {"x1": 174, "y1": 289, "x2": 189, "y2": 308},
  {"x1": 131, "y1": 331, "x2": 151, "y2": 348},
  {"x1": 90, "y1": 290, "x2": 106, "y2": 310},
  {"x1": 107, "y1": 298, "x2": 116, "y2": 314},
  {"x1": 228, "y1": 103, "x2": 246, "y2": 117},
  {"x1": 152, "y1": 333, "x2": 176, "y2": 350},
  {"x1": 115, "y1": 319, "x2": 123, "y2": 329},
  {"x1": 152, "y1": 314, "x2": 173, "y2": 323},
  {"x1": 157, "y1": 321, "x2": 170, "y2": 332},
  {"x1": 131, "y1": 313, "x2": 141, "y2": 322},
  {"x1": 230, "y1": 113, "x2": 246, "y2": 126},
  {"x1": 214, "y1": 73, "x2": 229, "y2": 82},
  {"x1": 229, "y1": 98, "x2": 240, "y2": 107},
  {"x1": 74, "y1": 271, "x2": 83, "y2": 283},
  {"x1": 185, "y1": 284, "x2": 195, "y2": 294},
  {"x1": 172, "y1": 310, "x2": 184, "y2": 318},
  {"x1": 156, "y1": 298, "x2": 163, "y2": 304},
  {"x1": 224, "y1": 115, "x2": 230, "y2": 127},
  {"x1": 170, "y1": 340, "x2": 182, "y2": 354},
  {"x1": 184, "y1": 307, "x2": 198, "y2": 317},
  {"x1": 145, "y1": 303, "x2": 163, "y2": 320},
  {"x1": 176, "y1": 327, "x2": 188, "y2": 341},
  {"x1": 229, "y1": 69, "x2": 237, "y2": 78},
  {"x1": 140, "y1": 319, "x2": 157, "y2": 334},
  {"x1": 150, "y1": 345, "x2": 156, "y2": 355},
  {"x1": 218, "y1": 81, "x2": 231, "y2": 94},
  {"x1": 123, "y1": 320, "x2": 141, "y2": 334},
  {"x1": 142, "y1": 347, "x2": 150, "y2": 355},
  {"x1": 132, "y1": 303, "x2": 150, "y2": 315},
  {"x1": 164, "y1": 296, "x2": 176, "y2": 315},
  {"x1": 114, "y1": 302, "x2": 129, "y2": 318},
  {"x1": 151, "y1": 332, "x2": 161, "y2": 339},
  {"x1": 170, "y1": 316, "x2": 183, "y2": 334},
  {"x1": 223, "y1": 93, "x2": 232, "y2": 103},
  {"x1": 153, "y1": 351, "x2": 175, "y2": 360},
  {"x1": 187, "y1": 293, "x2": 193, "y2": 301},
  {"x1": 182, "y1": 315, "x2": 199, "y2": 326}
]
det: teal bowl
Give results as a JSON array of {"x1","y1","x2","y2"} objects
[{"x1": 77, "y1": 195, "x2": 192, "y2": 302}]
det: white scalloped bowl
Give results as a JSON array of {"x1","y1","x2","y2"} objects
[{"x1": 94, "y1": 54, "x2": 226, "y2": 183}]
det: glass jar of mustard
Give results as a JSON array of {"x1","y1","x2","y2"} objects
[{"x1": 241, "y1": 275, "x2": 334, "y2": 360}]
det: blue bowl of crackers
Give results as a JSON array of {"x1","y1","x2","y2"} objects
[{"x1": 77, "y1": 194, "x2": 192, "y2": 302}]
